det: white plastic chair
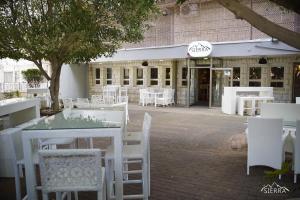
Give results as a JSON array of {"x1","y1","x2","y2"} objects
[
  {"x1": 123, "y1": 113, "x2": 149, "y2": 144},
  {"x1": 76, "y1": 98, "x2": 90, "y2": 108},
  {"x1": 112, "y1": 102, "x2": 129, "y2": 124},
  {"x1": 62, "y1": 98, "x2": 73, "y2": 109},
  {"x1": 293, "y1": 120, "x2": 300, "y2": 183},
  {"x1": 247, "y1": 118, "x2": 284, "y2": 178},
  {"x1": 91, "y1": 95, "x2": 104, "y2": 104},
  {"x1": 39, "y1": 149, "x2": 106, "y2": 200},
  {"x1": 5, "y1": 127, "x2": 39, "y2": 200},
  {"x1": 155, "y1": 89, "x2": 172, "y2": 107},
  {"x1": 105, "y1": 113, "x2": 152, "y2": 200}
]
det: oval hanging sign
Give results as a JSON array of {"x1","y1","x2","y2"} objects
[{"x1": 188, "y1": 41, "x2": 213, "y2": 57}]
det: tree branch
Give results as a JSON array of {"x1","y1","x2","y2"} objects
[
  {"x1": 216, "y1": 0, "x2": 300, "y2": 49},
  {"x1": 33, "y1": 59, "x2": 51, "y2": 81}
]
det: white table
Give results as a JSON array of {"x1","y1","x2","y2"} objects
[
  {"x1": 22, "y1": 109, "x2": 125, "y2": 200},
  {"x1": 0, "y1": 98, "x2": 40, "y2": 126},
  {"x1": 237, "y1": 96, "x2": 274, "y2": 116},
  {"x1": 0, "y1": 98, "x2": 40, "y2": 177}
]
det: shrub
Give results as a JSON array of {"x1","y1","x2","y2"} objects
[{"x1": 22, "y1": 69, "x2": 43, "y2": 88}]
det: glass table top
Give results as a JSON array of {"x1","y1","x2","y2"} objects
[{"x1": 24, "y1": 109, "x2": 123, "y2": 130}]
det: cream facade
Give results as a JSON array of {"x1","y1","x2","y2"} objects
[{"x1": 88, "y1": 0, "x2": 300, "y2": 107}]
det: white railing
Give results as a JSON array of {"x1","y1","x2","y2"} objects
[{"x1": 0, "y1": 82, "x2": 48, "y2": 93}]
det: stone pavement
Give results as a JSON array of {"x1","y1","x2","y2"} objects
[{"x1": 0, "y1": 105, "x2": 299, "y2": 200}]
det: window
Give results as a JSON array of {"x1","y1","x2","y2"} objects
[
  {"x1": 150, "y1": 68, "x2": 158, "y2": 85},
  {"x1": 182, "y1": 67, "x2": 187, "y2": 86},
  {"x1": 249, "y1": 67, "x2": 261, "y2": 87},
  {"x1": 232, "y1": 67, "x2": 240, "y2": 87},
  {"x1": 270, "y1": 66, "x2": 284, "y2": 88},
  {"x1": 95, "y1": 68, "x2": 100, "y2": 85},
  {"x1": 123, "y1": 68, "x2": 130, "y2": 85},
  {"x1": 165, "y1": 68, "x2": 171, "y2": 86},
  {"x1": 106, "y1": 68, "x2": 112, "y2": 85},
  {"x1": 136, "y1": 68, "x2": 143, "y2": 85}
]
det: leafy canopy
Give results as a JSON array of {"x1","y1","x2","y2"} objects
[{"x1": 0, "y1": 0, "x2": 158, "y2": 64}]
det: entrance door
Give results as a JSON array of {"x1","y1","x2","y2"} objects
[
  {"x1": 293, "y1": 63, "x2": 300, "y2": 102},
  {"x1": 210, "y1": 68, "x2": 232, "y2": 107},
  {"x1": 197, "y1": 68, "x2": 210, "y2": 105}
]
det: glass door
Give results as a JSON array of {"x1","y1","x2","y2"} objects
[{"x1": 210, "y1": 68, "x2": 232, "y2": 107}]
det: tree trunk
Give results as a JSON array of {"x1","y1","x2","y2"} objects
[
  {"x1": 49, "y1": 60, "x2": 63, "y2": 111},
  {"x1": 215, "y1": 0, "x2": 300, "y2": 50}
]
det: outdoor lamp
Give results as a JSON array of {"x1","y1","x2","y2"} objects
[
  {"x1": 258, "y1": 57, "x2": 267, "y2": 64},
  {"x1": 142, "y1": 61, "x2": 148, "y2": 66}
]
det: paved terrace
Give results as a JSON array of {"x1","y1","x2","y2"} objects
[{"x1": 1, "y1": 105, "x2": 299, "y2": 200}]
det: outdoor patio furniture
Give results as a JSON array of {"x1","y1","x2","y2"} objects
[
  {"x1": 62, "y1": 98, "x2": 73, "y2": 109},
  {"x1": 39, "y1": 149, "x2": 106, "y2": 200},
  {"x1": 105, "y1": 113, "x2": 151, "y2": 200},
  {"x1": 293, "y1": 121, "x2": 300, "y2": 183},
  {"x1": 75, "y1": 98, "x2": 90, "y2": 108},
  {"x1": 237, "y1": 96, "x2": 274, "y2": 116},
  {"x1": 103, "y1": 85, "x2": 120, "y2": 104},
  {"x1": 155, "y1": 89, "x2": 173, "y2": 107},
  {"x1": 222, "y1": 87, "x2": 273, "y2": 115},
  {"x1": 0, "y1": 98, "x2": 40, "y2": 127},
  {"x1": 22, "y1": 109, "x2": 125, "y2": 200},
  {"x1": 5, "y1": 127, "x2": 39, "y2": 200},
  {"x1": 18, "y1": 117, "x2": 76, "y2": 150},
  {"x1": 247, "y1": 118, "x2": 284, "y2": 178},
  {"x1": 91, "y1": 95, "x2": 104, "y2": 104}
]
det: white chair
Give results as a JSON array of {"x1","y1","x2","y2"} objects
[
  {"x1": 105, "y1": 113, "x2": 152, "y2": 200},
  {"x1": 112, "y1": 102, "x2": 129, "y2": 124},
  {"x1": 293, "y1": 120, "x2": 300, "y2": 183},
  {"x1": 91, "y1": 95, "x2": 104, "y2": 104},
  {"x1": 39, "y1": 149, "x2": 106, "y2": 200},
  {"x1": 123, "y1": 113, "x2": 150, "y2": 144},
  {"x1": 247, "y1": 118, "x2": 284, "y2": 178},
  {"x1": 119, "y1": 87, "x2": 128, "y2": 103},
  {"x1": 76, "y1": 98, "x2": 90, "y2": 108},
  {"x1": 6, "y1": 127, "x2": 39, "y2": 200},
  {"x1": 62, "y1": 98, "x2": 73, "y2": 109},
  {"x1": 155, "y1": 89, "x2": 172, "y2": 107}
]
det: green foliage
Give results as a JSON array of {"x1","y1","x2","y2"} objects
[
  {"x1": 0, "y1": 0, "x2": 158, "y2": 64},
  {"x1": 22, "y1": 69, "x2": 44, "y2": 88},
  {"x1": 264, "y1": 161, "x2": 292, "y2": 181},
  {"x1": 3, "y1": 90, "x2": 21, "y2": 99}
]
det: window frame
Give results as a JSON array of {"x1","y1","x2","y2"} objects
[
  {"x1": 123, "y1": 68, "x2": 130, "y2": 86},
  {"x1": 165, "y1": 67, "x2": 171, "y2": 86},
  {"x1": 150, "y1": 67, "x2": 158, "y2": 86},
  {"x1": 181, "y1": 67, "x2": 188, "y2": 87},
  {"x1": 95, "y1": 68, "x2": 101, "y2": 85},
  {"x1": 270, "y1": 66, "x2": 284, "y2": 88},
  {"x1": 232, "y1": 67, "x2": 240, "y2": 87},
  {"x1": 106, "y1": 68, "x2": 112, "y2": 85},
  {"x1": 248, "y1": 66, "x2": 261, "y2": 87},
  {"x1": 136, "y1": 68, "x2": 144, "y2": 86}
]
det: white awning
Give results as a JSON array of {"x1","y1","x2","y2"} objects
[{"x1": 91, "y1": 39, "x2": 300, "y2": 63}]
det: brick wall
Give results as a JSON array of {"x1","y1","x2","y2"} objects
[
  {"x1": 89, "y1": 56, "x2": 300, "y2": 106},
  {"x1": 123, "y1": 0, "x2": 300, "y2": 48}
]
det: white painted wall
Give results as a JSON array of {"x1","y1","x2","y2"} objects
[{"x1": 59, "y1": 64, "x2": 88, "y2": 99}]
